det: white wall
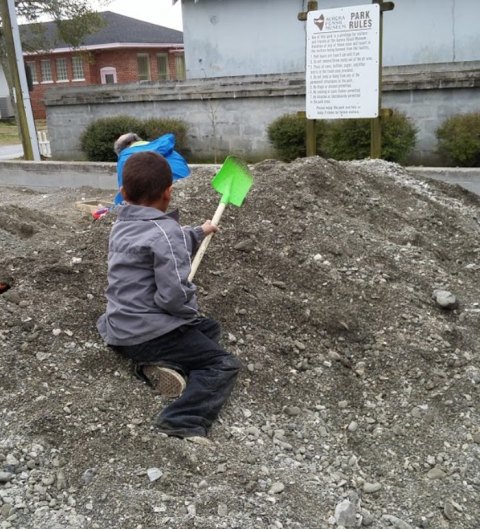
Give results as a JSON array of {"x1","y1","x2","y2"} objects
[
  {"x1": 0, "y1": 67, "x2": 9, "y2": 98},
  {"x1": 182, "y1": 0, "x2": 480, "y2": 78}
]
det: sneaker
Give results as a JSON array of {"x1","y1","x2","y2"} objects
[{"x1": 142, "y1": 366, "x2": 186, "y2": 398}]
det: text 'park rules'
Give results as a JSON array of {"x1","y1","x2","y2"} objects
[{"x1": 306, "y1": 4, "x2": 380, "y2": 120}]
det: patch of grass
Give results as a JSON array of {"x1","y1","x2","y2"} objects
[
  {"x1": 0, "y1": 120, "x2": 21, "y2": 145},
  {"x1": 0, "y1": 119, "x2": 48, "y2": 146}
]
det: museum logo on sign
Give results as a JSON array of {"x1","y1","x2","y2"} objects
[{"x1": 313, "y1": 13, "x2": 346, "y2": 32}]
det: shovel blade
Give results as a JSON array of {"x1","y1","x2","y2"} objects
[{"x1": 211, "y1": 156, "x2": 253, "y2": 207}]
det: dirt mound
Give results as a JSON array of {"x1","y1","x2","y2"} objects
[{"x1": 0, "y1": 158, "x2": 479, "y2": 529}]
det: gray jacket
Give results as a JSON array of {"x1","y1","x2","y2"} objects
[{"x1": 97, "y1": 204, "x2": 205, "y2": 346}]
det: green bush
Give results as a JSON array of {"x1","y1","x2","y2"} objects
[
  {"x1": 322, "y1": 111, "x2": 417, "y2": 164},
  {"x1": 80, "y1": 115, "x2": 143, "y2": 162},
  {"x1": 141, "y1": 118, "x2": 188, "y2": 155},
  {"x1": 267, "y1": 113, "x2": 326, "y2": 162},
  {"x1": 436, "y1": 113, "x2": 480, "y2": 167},
  {"x1": 80, "y1": 115, "x2": 189, "y2": 162}
]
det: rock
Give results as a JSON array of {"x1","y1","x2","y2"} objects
[
  {"x1": 361, "y1": 509, "x2": 374, "y2": 526},
  {"x1": 284, "y1": 406, "x2": 301, "y2": 416},
  {"x1": 56, "y1": 470, "x2": 67, "y2": 490},
  {"x1": 269, "y1": 482, "x2": 285, "y2": 494},
  {"x1": 234, "y1": 239, "x2": 255, "y2": 252},
  {"x1": 5, "y1": 454, "x2": 19, "y2": 467},
  {"x1": 0, "y1": 472, "x2": 13, "y2": 483},
  {"x1": 246, "y1": 426, "x2": 261, "y2": 438},
  {"x1": 334, "y1": 499, "x2": 356, "y2": 527},
  {"x1": 217, "y1": 503, "x2": 228, "y2": 516},
  {"x1": 443, "y1": 501, "x2": 455, "y2": 520},
  {"x1": 363, "y1": 482, "x2": 382, "y2": 493},
  {"x1": 381, "y1": 514, "x2": 413, "y2": 529},
  {"x1": 426, "y1": 467, "x2": 446, "y2": 480},
  {"x1": 147, "y1": 468, "x2": 162, "y2": 482},
  {"x1": 432, "y1": 290, "x2": 458, "y2": 309},
  {"x1": 81, "y1": 468, "x2": 97, "y2": 486},
  {"x1": 347, "y1": 421, "x2": 358, "y2": 432}
]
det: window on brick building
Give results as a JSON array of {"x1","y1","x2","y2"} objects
[
  {"x1": 40, "y1": 60, "x2": 52, "y2": 83},
  {"x1": 72, "y1": 56, "x2": 85, "y2": 80},
  {"x1": 175, "y1": 55, "x2": 186, "y2": 80},
  {"x1": 26, "y1": 61, "x2": 37, "y2": 84},
  {"x1": 100, "y1": 67, "x2": 117, "y2": 84},
  {"x1": 137, "y1": 54, "x2": 151, "y2": 81},
  {"x1": 56, "y1": 58, "x2": 68, "y2": 82},
  {"x1": 157, "y1": 54, "x2": 169, "y2": 81}
]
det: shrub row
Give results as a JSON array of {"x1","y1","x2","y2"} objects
[
  {"x1": 267, "y1": 111, "x2": 417, "y2": 164},
  {"x1": 268, "y1": 111, "x2": 480, "y2": 167},
  {"x1": 80, "y1": 111, "x2": 480, "y2": 167},
  {"x1": 80, "y1": 115, "x2": 188, "y2": 162}
]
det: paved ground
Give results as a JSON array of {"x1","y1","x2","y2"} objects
[
  {"x1": 407, "y1": 167, "x2": 480, "y2": 196},
  {"x1": 0, "y1": 144, "x2": 23, "y2": 160}
]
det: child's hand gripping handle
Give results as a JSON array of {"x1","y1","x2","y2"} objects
[{"x1": 188, "y1": 202, "x2": 225, "y2": 282}]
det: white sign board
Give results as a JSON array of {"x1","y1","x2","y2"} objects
[{"x1": 306, "y1": 4, "x2": 380, "y2": 120}]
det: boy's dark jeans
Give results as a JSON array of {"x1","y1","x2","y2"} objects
[{"x1": 113, "y1": 317, "x2": 241, "y2": 438}]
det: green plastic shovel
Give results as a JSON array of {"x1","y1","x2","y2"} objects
[{"x1": 189, "y1": 156, "x2": 253, "y2": 281}]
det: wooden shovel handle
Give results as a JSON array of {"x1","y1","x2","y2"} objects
[{"x1": 188, "y1": 202, "x2": 226, "y2": 282}]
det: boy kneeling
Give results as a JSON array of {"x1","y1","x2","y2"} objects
[{"x1": 97, "y1": 151, "x2": 241, "y2": 441}]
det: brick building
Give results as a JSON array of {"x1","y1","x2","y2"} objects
[{"x1": 21, "y1": 11, "x2": 185, "y2": 119}]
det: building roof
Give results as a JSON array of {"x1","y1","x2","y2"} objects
[{"x1": 21, "y1": 11, "x2": 183, "y2": 51}]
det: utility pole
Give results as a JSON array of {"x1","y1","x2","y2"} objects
[
  {"x1": 0, "y1": 0, "x2": 41, "y2": 160},
  {"x1": 370, "y1": 0, "x2": 394, "y2": 159},
  {"x1": 298, "y1": 1, "x2": 318, "y2": 157}
]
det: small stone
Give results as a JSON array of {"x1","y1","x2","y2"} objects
[
  {"x1": 432, "y1": 290, "x2": 458, "y2": 310},
  {"x1": 328, "y1": 350, "x2": 342, "y2": 362},
  {"x1": 363, "y1": 482, "x2": 382, "y2": 493},
  {"x1": 42, "y1": 475, "x2": 55, "y2": 487},
  {"x1": 348, "y1": 421, "x2": 358, "y2": 432},
  {"x1": 246, "y1": 426, "x2": 261, "y2": 438},
  {"x1": 361, "y1": 508, "x2": 374, "y2": 526},
  {"x1": 426, "y1": 467, "x2": 446, "y2": 480},
  {"x1": 217, "y1": 503, "x2": 228, "y2": 516},
  {"x1": 284, "y1": 406, "x2": 301, "y2": 417},
  {"x1": 56, "y1": 471, "x2": 67, "y2": 490},
  {"x1": 0, "y1": 472, "x2": 13, "y2": 483},
  {"x1": 81, "y1": 468, "x2": 97, "y2": 485},
  {"x1": 381, "y1": 514, "x2": 413, "y2": 529},
  {"x1": 443, "y1": 501, "x2": 455, "y2": 520},
  {"x1": 1, "y1": 504, "x2": 12, "y2": 518},
  {"x1": 5, "y1": 455, "x2": 19, "y2": 467},
  {"x1": 147, "y1": 468, "x2": 162, "y2": 482},
  {"x1": 269, "y1": 482, "x2": 285, "y2": 494},
  {"x1": 335, "y1": 499, "x2": 356, "y2": 527},
  {"x1": 234, "y1": 239, "x2": 255, "y2": 252}
]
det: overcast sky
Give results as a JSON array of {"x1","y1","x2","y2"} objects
[{"x1": 93, "y1": 0, "x2": 183, "y2": 31}]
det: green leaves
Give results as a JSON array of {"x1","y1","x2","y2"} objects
[
  {"x1": 267, "y1": 111, "x2": 417, "y2": 164},
  {"x1": 436, "y1": 113, "x2": 480, "y2": 167},
  {"x1": 2, "y1": 1, "x2": 104, "y2": 51}
]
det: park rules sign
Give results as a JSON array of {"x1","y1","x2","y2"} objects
[{"x1": 306, "y1": 4, "x2": 380, "y2": 120}]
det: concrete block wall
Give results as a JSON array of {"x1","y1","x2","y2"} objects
[
  {"x1": 46, "y1": 74, "x2": 305, "y2": 162},
  {"x1": 45, "y1": 62, "x2": 480, "y2": 165}
]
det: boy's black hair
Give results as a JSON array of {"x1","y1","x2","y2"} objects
[{"x1": 122, "y1": 151, "x2": 173, "y2": 204}]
